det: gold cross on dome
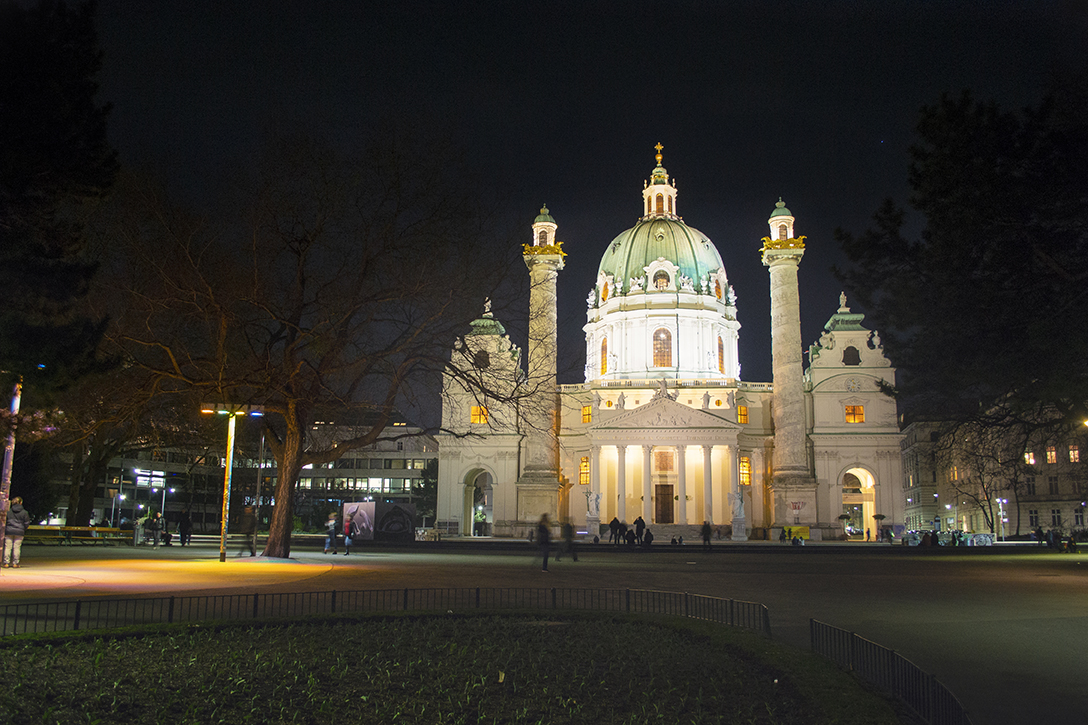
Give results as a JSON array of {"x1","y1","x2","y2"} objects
[
  {"x1": 654, "y1": 142, "x2": 663, "y2": 165},
  {"x1": 654, "y1": 142, "x2": 663, "y2": 153}
]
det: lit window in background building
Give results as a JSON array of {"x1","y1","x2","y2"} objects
[
  {"x1": 1025, "y1": 451, "x2": 1035, "y2": 465},
  {"x1": 1069, "y1": 445, "x2": 1080, "y2": 463},
  {"x1": 470, "y1": 406, "x2": 489, "y2": 424},
  {"x1": 737, "y1": 405, "x2": 748, "y2": 424},
  {"x1": 845, "y1": 405, "x2": 864, "y2": 423},
  {"x1": 582, "y1": 405, "x2": 592, "y2": 424},
  {"x1": 579, "y1": 457, "x2": 589, "y2": 485},
  {"x1": 1046, "y1": 446, "x2": 1057, "y2": 464}
]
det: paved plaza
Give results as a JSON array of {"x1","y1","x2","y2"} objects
[{"x1": 1, "y1": 538, "x2": 1084, "y2": 725}]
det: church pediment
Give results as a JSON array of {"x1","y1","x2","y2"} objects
[{"x1": 590, "y1": 394, "x2": 739, "y2": 433}]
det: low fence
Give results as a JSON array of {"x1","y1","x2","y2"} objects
[
  {"x1": 811, "y1": 619, "x2": 971, "y2": 725},
  {"x1": 0, "y1": 587, "x2": 771, "y2": 638}
]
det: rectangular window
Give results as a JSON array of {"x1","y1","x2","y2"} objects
[
  {"x1": 950, "y1": 466, "x2": 958, "y2": 482},
  {"x1": 739, "y1": 457, "x2": 752, "y2": 485},
  {"x1": 581, "y1": 405, "x2": 592, "y2": 424},
  {"x1": 299, "y1": 478, "x2": 311, "y2": 490},
  {"x1": 1025, "y1": 451, "x2": 1035, "y2": 465},
  {"x1": 579, "y1": 456, "x2": 590, "y2": 485},
  {"x1": 845, "y1": 405, "x2": 865, "y2": 423},
  {"x1": 470, "y1": 406, "x2": 489, "y2": 424},
  {"x1": 1046, "y1": 446, "x2": 1057, "y2": 464},
  {"x1": 1052, "y1": 509, "x2": 1062, "y2": 527},
  {"x1": 1029, "y1": 509, "x2": 1039, "y2": 527},
  {"x1": 1070, "y1": 445, "x2": 1080, "y2": 463},
  {"x1": 737, "y1": 405, "x2": 749, "y2": 424},
  {"x1": 1077, "y1": 508, "x2": 1085, "y2": 527},
  {"x1": 1025, "y1": 477, "x2": 1036, "y2": 495},
  {"x1": 1048, "y1": 476, "x2": 1059, "y2": 495},
  {"x1": 369, "y1": 458, "x2": 383, "y2": 469}
]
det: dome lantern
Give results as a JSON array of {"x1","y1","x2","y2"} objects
[{"x1": 641, "y1": 143, "x2": 679, "y2": 220}]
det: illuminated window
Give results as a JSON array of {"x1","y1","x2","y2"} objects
[
  {"x1": 668, "y1": 195, "x2": 673, "y2": 214},
  {"x1": 601, "y1": 282, "x2": 609, "y2": 302},
  {"x1": 738, "y1": 405, "x2": 749, "y2": 424},
  {"x1": 1046, "y1": 446, "x2": 1057, "y2": 464},
  {"x1": 1025, "y1": 451, "x2": 1035, "y2": 465},
  {"x1": 950, "y1": 466, "x2": 958, "y2": 481},
  {"x1": 714, "y1": 279, "x2": 722, "y2": 299},
  {"x1": 600, "y1": 338, "x2": 608, "y2": 375},
  {"x1": 579, "y1": 457, "x2": 590, "y2": 485},
  {"x1": 646, "y1": 197, "x2": 651, "y2": 215},
  {"x1": 845, "y1": 405, "x2": 865, "y2": 423},
  {"x1": 718, "y1": 337, "x2": 725, "y2": 374},
  {"x1": 653, "y1": 328, "x2": 672, "y2": 367},
  {"x1": 606, "y1": 400, "x2": 613, "y2": 408},
  {"x1": 1070, "y1": 445, "x2": 1080, "y2": 463},
  {"x1": 739, "y1": 457, "x2": 752, "y2": 485},
  {"x1": 656, "y1": 194, "x2": 664, "y2": 213},
  {"x1": 654, "y1": 450, "x2": 674, "y2": 472},
  {"x1": 778, "y1": 223, "x2": 788, "y2": 240},
  {"x1": 581, "y1": 405, "x2": 592, "y2": 424},
  {"x1": 653, "y1": 270, "x2": 670, "y2": 290},
  {"x1": 470, "y1": 406, "x2": 489, "y2": 424},
  {"x1": 537, "y1": 230, "x2": 547, "y2": 245},
  {"x1": 715, "y1": 399, "x2": 722, "y2": 407}
]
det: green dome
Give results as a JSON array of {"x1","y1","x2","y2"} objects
[
  {"x1": 597, "y1": 217, "x2": 725, "y2": 289},
  {"x1": 467, "y1": 316, "x2": 506, "y2": 336},
  {"x1": 769, "y1": 198, "x2": 792, "y2": 218},
  {"x1": 534, "y1": 205, "x2": 555, "y2": 225}
]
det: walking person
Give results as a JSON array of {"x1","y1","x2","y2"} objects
[
  {"x1": 344, "y1": 517, "x2": 358, "y2": 556},
  {"x1": 324, "y1": 512, "x2": 339, "y2": 554},
  {"x1": 537, "y1": 513, "x2": 551, "y2": 572},
  {"x1": 178, "y1": 509, "x2": 193, "y2": 546},
  {"x1": 556, "y1": 519, "x2": 578, "y2": 562},
  {"x1": 238, "y1": 506, "x2": 256, "y2": 556},
  {"x1": 148, "y1": 511, "x2": 162, "y2": 547},
  {"x1": 2, "y1": 497, "x2": 30, "y2": 568}
]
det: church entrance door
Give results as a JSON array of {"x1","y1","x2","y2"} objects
[{"x1": 655, "y1": 484, "x2": 674, "y2": 524}]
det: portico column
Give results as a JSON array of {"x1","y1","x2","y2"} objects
[
  {"x1": 677, "y1": 444, "x2": 688, "y2": 524},
  {"x1": 729, "y1": 443, "x2": 748, "y2": 541},
  {"x1": 702, "y1": 445, "x2": 714, "y2": 525},
  {"x1": 616, "y1": 445, "x2": 627, "y2": 523},
  {"x1": 587, "y1": 444, "x2": 601, "y2": 537},
  {"x1": 642, "y1": 444, "x2": 653, "y2": 523}
]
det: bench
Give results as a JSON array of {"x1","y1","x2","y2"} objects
[
  {"x1": 23, "y1": 525, "x2": 65, "y2": 545},
  {"x1": 60, "y1": 526, "x2": 132, "y2": 545}
]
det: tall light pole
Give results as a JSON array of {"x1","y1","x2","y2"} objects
[{"x1": 202, "y1": 404, "x2": 263, "y2": 562}]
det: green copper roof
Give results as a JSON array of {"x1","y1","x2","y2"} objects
[
  {"x1": 769, "y1": 198, "x2": 792, "y2": 218},
  {"x1": 824, "y1": 311, "x2": 867, "y2": 332},
  {"x1": 467, "y1": 316, "x2": 507, "y2": 336},
  {"x1": 597, "y1": 217, "x2": 724, "y2": 288},
  {"x1": 534, "y1": 205, "x2": 555, "y2": 225}
]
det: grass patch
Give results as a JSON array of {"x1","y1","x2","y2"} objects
[{"x1": 0, "y1": 612, "x2": 902, "y2": 724}]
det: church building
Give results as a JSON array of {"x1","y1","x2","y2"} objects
[{"x1": 436, "y1": 148, "x2": 903, "y2": 541}]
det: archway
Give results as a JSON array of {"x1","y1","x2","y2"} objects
[
  {"x1": 840, "y1": 467, "x2": 876, "y2": 539},
  {"x1": 461, "y1": 469, "x2": 494, "y2": 536}
]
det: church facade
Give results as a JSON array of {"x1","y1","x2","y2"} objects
[{"x1": 436, "y1": 149, "x2": 903, "y2": 541}]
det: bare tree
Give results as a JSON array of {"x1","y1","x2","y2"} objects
[{"x1": 101, "y1": 135, "x2": 531, "y2": 557}]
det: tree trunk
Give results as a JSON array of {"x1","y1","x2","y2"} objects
[{"x1": 263, "y1": 416, "x2": 306, "y2": 558}]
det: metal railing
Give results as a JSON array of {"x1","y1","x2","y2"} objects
[
  {"x1": 0, "y1": 587, "x2": 771, "y2": 638},
  {"x1": 811, "y1": 619, "x2": 971, "y2": 725}
]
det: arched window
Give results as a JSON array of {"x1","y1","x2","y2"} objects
[
  {"x1": 668, "y1": 196, "x2": 673, "y2": 214},
  {"x1": 778, "y1": 223, "x2": 788, "y2": 240},
  {"x1": 474, "y1": 350, "x2": 490, "y2": 369},
  {"x1": 600, "y1": 338, "x2": 608, "y2": 375},
  {"x1": 653, "y1": 270, "x2": 670, "y2": 290},
  {"x1": 714, "y1": 279, "x2": 722, "y2": 299},
  {"x1": 718, "y1": 337, "x2": 724, "y2": 374},
  {"x1": 601, "y1": 282, "x2": 608, "y2": 302},
  {"x1": 842, "y1": 346, "x2": 862, "y2": 366},
  {"x1": 646, "y1": 197, "x2": 652, "y2": 215},
  {"x1": 538, "y1": 230, "x2": 548, "y2": 245},
  {"x1": 656, "y1": 194, "x2": 664, "y2": 213},
  {"x1": 653, "y1": 328, "x2": 672, "y2": 367}
]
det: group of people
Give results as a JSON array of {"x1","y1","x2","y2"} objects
[
  {"x1": 139, "y1": 510, "x2": 195, "y2": 547},
  {"x1": 535, "y1": 514, "x2": 580, "y2": 571},
  {"x1": 324, "y1": 511, "x2": 361, "y2": 555},
  {"x1": 1036, "y1": 527, "x2": 1078, "y2": 553}
]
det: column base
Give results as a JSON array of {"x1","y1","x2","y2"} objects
[
  {"x1": 770, "y1": 472, "x2": 818, "y2": 528},
  {"x1": 585, "y1": 515, "x2": 600, "y2": 540},
  {"x1": 516, "y1": 469, "x2": 561, "y2": 524}
]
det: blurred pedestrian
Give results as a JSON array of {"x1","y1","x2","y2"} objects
[
  {"x1": 537, "y1": 514, "x2": 551, "y2": 571},
  {"x1": 324, "y1": 512, "x2": 339, "y2": 554},
  {"x1": 238, "y1": 506, "x2": 256, "y2": 556},
  {"x1": 556, "y1": 519, "x2": 578, "y2": 562},
  {"x1": 2, "y1": 497, "x2": 30, "y2": 568},
  {"x1": 178, "y1": 509, "x2": 193, "y2": 546},
  {"x1": 701, "y1": 521, "x2": 712, "y2": 551},
  {"x1": 148, "y1": 511, "x2": 162, "y2": 547}
]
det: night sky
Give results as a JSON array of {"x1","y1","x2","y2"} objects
[{"x1": 93, "y1": 1, "x2": 1085, "y2": 386}]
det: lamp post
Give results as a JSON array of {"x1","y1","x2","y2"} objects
[
  {"x1": 995, "y1": 497, "x2": 1008, "y2": 542},
  {"x1": 202, "y1": 404, "x2": 263, "y2": 562}
]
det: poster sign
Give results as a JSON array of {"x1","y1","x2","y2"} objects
[{"x1": 343, "y1": 501, "x2": 416, "y2": 542}]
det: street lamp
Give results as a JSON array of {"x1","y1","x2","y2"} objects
[
  {"x1": 202, "y1": 403, "x2": 264, "y2": 562},
  {"x1": 995, "y1": 498, "x2": 1008, "y2": 542}
]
